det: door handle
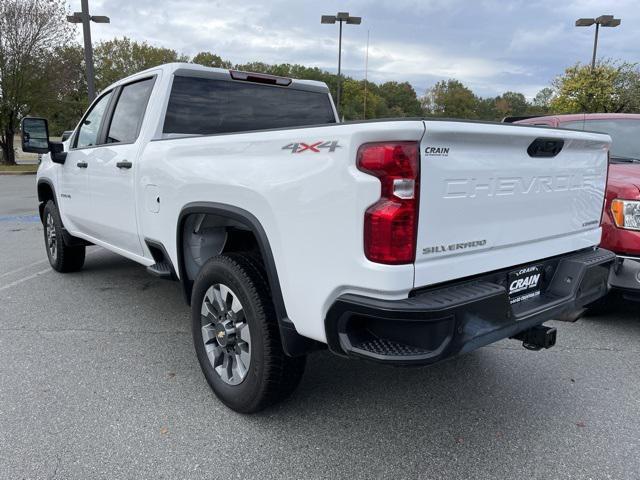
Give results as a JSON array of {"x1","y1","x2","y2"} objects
[
  {"x1": 116, "y1": 160, "x2": 133, "y2": 169},
  {"x1": 76, "y1": 161, "x2": 88, "y2": 168}
]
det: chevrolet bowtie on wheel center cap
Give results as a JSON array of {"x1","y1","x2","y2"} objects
[{"x1": 200, "y1": 284, "x2": 251, "y2": 386}]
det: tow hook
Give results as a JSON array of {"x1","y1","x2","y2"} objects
[{"x1": 511, "y1": 325, "x2": 557, "y2": 351}]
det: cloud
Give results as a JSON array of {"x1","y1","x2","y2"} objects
[
  {"x1": 67, "y1": 0, "x2": 640, "y2": 98},
  {"x1": 507, "y1": 23, "x2": 566, "y2": 52}
]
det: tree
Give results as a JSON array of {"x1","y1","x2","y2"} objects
[
  {"x1": 378, "y1": 81, "x2": 422, "y2": 117},
  {"x1": 533, "y1": 87, "x2": 554, "y2": 109},
  {"x1": 421, "y1": 79, "x2": 479, "y2": 119},
  {"x1": 94, "y1": 37, "x2": 188, "y2": 91},
  {"x1": 0, "y1": 0, "x2": 72, "y2": 164},
  {"x1": 475, "y1": 97, "x2": 498, "y2": 120},
  {"x1": 340, "y1": 79, "x2": 387, "y2": 120},
  {"x1": 551, "y1": 60, "x2": 640, "y2": 113},
  {"x1": 612, "y1": 64, "x2": 640, "y2": 113},
  {"x1": 38, "y1": 45, "x2": 87, "y2": 135},
  {"x1": 494, "y1": 91, "x2": 529, "y2": 118},
  {"x1": 191, "y1": 52, "x2": 232, "y2": 69}
]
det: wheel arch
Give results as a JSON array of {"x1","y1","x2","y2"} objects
[
  {"x1": 177, "y1": 202, "x2": 320, "y2": 357},
  {"x1": 37, "y1": 179, "x2": 57, "y2": 222}
]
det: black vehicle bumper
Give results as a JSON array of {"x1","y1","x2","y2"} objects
[
  {"x1": 325, "y1": 248, "x2": 615, "y2": 365},
  {"x1": 609, "y1": 255, "x2": 640, "y2": 301}
]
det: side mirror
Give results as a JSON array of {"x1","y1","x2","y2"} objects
[
  {"x1": 61, "y1": 130, "x2": 74, "y2": 142},
  {"x1": 21, "y1": 117, "x2": 50, "y2": 154},
  {"x1": 50, "y1": 142, "x2": 67, "y2": 165}
]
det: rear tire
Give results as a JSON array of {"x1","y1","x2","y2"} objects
[
  {"x1": 43, "y1": 200, "x2": 85, "y2": 273},
  {"x1": 191, "y1": 253, "x2": 306, "y2": 413}
]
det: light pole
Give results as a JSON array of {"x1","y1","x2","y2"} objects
[
  {"x1": 575, "y1": 15, "x2": 621, "y2": 70},
  {"x1": 67, "y1": 0, "x2": 110, "y2": 102},
  {"x1": 321, "y1": 12, "x2": 361, "y2": 117}
]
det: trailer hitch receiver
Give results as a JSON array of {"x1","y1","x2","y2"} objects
[{"x1": 511, "y1": 325, "x2": 557, "y2": 351}]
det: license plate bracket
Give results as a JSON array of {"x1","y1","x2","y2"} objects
[{"x1": 508, "y1": 265, "x2": 543, "y2": 304}]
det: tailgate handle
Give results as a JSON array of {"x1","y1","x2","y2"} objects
[{"x1": 527, "y1": 138, "x2": 564, "y2": 158}]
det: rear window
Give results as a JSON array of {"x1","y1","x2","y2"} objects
[
  {"x1": 163, "y1": 76, "x2": 336, "y2": 136},
  {"x1": 560, "y1": 119, "x2": 640, "y2": 161}
]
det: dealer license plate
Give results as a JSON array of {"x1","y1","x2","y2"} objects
[{"x1": 508, "y1": 265, "x2": 543, "y2": 304}]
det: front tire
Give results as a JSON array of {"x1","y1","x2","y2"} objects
[
  {"x1": 191, "y1": 253, "x2": 305, "y2": 413},
  {"x1": 43, "y1": 201, "x2": 85, "y2": 273}
]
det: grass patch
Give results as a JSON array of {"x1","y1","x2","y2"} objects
[{"x1": 0, "y1": 164, "x2": 38, "y2": 173}]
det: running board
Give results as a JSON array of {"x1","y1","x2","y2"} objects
[
  {"x1": 147, "y1": 262, "x2": 173, "y2": 279},
  {"x1": 144, "y1": 239, "x2": 177, "y2": 280}
]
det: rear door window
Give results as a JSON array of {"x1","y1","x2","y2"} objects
[
  {"x1": 163, "y1": 76, "x2": 336, "y2": 136},
  {"x1": 106, "y1": 77, "x2": 155, "y2": 144}
]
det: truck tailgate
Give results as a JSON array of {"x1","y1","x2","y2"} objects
[{"x1": 414, "y1": 121, "x2": 611, "y2": 288}]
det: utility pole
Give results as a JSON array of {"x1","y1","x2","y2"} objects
[
  {"x1": 575, "y1": 15, "x2": 621, "y2": 71},
  {"x1": 364, "y1": 30, "x2": 369, "y2": 119},
  {"x1": 591, "y1": 21, "x2": 599, "y2": 70},
  {"x1": 321, "y1": 12, "x2": 362, "y2": 118},
  {"x1": 67, "y1": 0, "x2": 110, "y2": 102}
]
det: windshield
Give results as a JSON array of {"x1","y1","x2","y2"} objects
[{"x1": 560, "y1": 119, "x2": 640, "y2": 161}]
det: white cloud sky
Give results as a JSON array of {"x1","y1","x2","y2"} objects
[{"x1": 68, "y1": 0, "x2": 640, "y2": 99}]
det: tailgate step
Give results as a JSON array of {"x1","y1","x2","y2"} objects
[{"x1": 352, "y1": 338, "x2": 431, "y2": 357}]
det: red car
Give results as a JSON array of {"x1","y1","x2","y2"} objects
[{"x1": 514, "y1": 113, "x2": 640, "y2": 304}]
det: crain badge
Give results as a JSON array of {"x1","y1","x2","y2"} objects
[
  {"x1": 509, "y1": 266, "x2": 541, "y2": 295},
  {"x1": 423, "y1": 239, "x2": 486, "y2": 255},
  {"x1": 424, "y1": 146, "x2": 450, "y2": 157}
]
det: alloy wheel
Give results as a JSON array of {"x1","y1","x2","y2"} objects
[
  {"x1": 200, "y1": 283, "x2": 251, "y2": 386},
  {"x1": 45, "y1": 213, "x2": 57, "y2": 261}
]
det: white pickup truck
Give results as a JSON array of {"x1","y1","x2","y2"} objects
[{"x1": 21, "y1": 63, "x2": 615, "y2": 413}]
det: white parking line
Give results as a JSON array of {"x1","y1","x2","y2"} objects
[
  {"x1": 0, "y1": 258, "x2": 49, "y2": 279},
  {"x1": 0, "y1": 267, "x2": 52, "y2": 292},
  {"x1": 0, "y1": 251, "x2": 101, "y2": 291}
]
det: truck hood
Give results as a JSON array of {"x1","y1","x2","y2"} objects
[{"x1": 608, "y1": 163, "x2": 640, "y2": 195}]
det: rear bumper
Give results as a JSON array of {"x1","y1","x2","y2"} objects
[
  {"x1": 609, "y1": 255, "x2": 640, "y2": 301},
  {"x1": 325, "y1": 248, "x2": 615, "y2": 365}
]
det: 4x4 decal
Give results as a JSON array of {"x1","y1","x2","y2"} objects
[{"x1": 282, "y1": 141, "x2": 340, "y2": 154}]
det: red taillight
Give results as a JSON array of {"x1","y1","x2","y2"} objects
[{"x1": 357, "y1": 142, "x2": 420, "y2": 265}]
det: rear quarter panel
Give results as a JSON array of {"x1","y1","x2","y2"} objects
[{"x1": 137, "y1": 121, "x2": 425, "y2": 342}]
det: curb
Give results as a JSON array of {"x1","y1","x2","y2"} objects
[{"x1": 0, "y1": 171, "x2": 37, "y2": 175}]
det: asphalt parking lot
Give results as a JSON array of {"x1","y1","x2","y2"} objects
[{"x1": 1, "y1": 174, "x2": 639, "y2": 480}]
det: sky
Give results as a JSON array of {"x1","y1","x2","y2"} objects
[{"x1": 68, "y1": 0, "x2": 640, "y2": 99}]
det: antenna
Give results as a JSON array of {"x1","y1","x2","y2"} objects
[{"x1": 364, "y1": 30, "x2": 370, "y2": 119}]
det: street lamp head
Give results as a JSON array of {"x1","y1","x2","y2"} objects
[
  {"x1": 600, "y1": 17, "x2": 621, "y2": 27},
  {"x1": 91, "y1": 15, "x2": 111, "y2": 24},
  {"x1": 595, "y1": 15, "x2": 614, "y2": 24},
  {"x1": 322, "y1": 12, "x2": 362, "y2": 25},
  {"x1": 576, "y1": 18, "x2": 595, "y2": 27},
  {"x1": 66, "y1": 12, "x2": 83, "y2": 23},
  {"x1": 576, "y1": 15, "x2": 621, "y2": 27}
]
